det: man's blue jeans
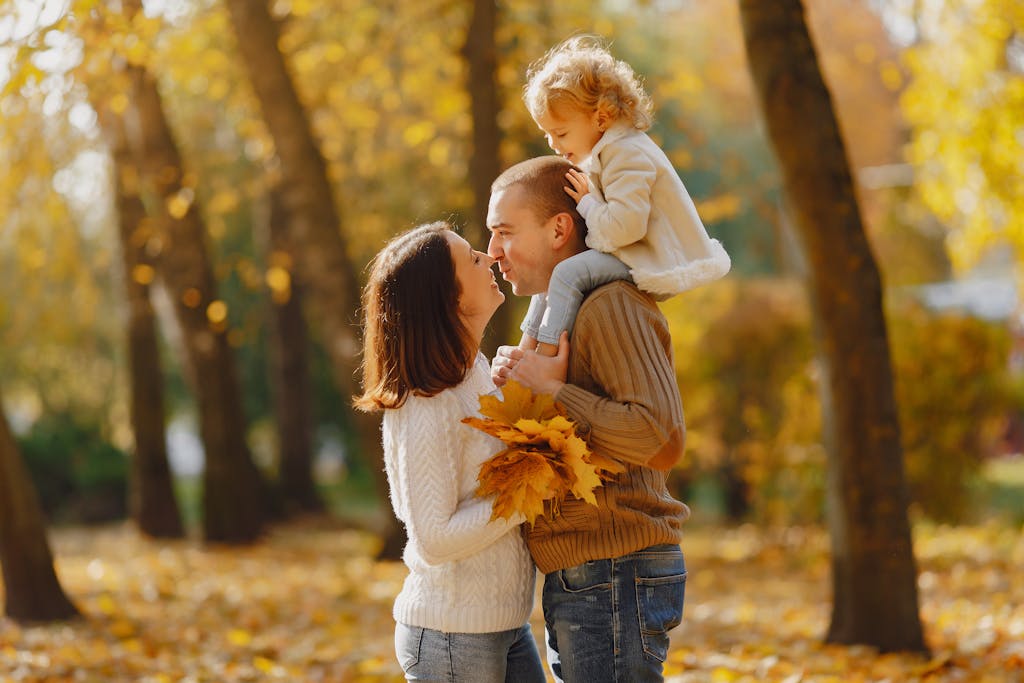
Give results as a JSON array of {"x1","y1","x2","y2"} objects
[{"x1": 542, "y1": 544, "x2": 686, "y2": 682}]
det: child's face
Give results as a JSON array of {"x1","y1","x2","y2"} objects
[{"x1": 534, "y1": 105, "x2": 606, "y2": 164}]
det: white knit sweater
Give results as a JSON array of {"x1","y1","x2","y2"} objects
[{"x1": 382, "y1": 353, "x2": 536, "y2": 633}]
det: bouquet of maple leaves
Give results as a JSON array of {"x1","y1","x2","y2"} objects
[{"x1": 462, "y1": 380, "x2": 626, "y2": 526}]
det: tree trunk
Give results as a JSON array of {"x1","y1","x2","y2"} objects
[
  {"x1": 738, "y1": 0, "x2": 927, "y2": 653},
  {"x1": 223, "y1": 0, "x2": 404, "y2": 558},
  {"x1": 720, "y1": 459, "x2": 751, "y2": 522},
  {"x1": 102, "y1": 103, "x2": 185, "y2": 539},
  {"x1": 0, "y1": 392, "x2": 79, "y2": 622},
  {"x1": 265, "y1": 190, "x2": 321, "y2": 514},
  {"x1": 462, "y1": 0, "x2": 513, "y2": 354},
  {"x1": 119, "y1": 26, "x2": 265, "y2": 544}
]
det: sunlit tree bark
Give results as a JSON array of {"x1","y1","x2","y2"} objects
[
  {"x1": 116, "y1": 140, "x2": 186, "y2": 540},
  {"x1": 108, "y1": 110, "x2": 185, "y2": 539},
  {"x1": 124, "y1": 65, "x2": 265, "y2": 543},
  {"x1": 0, "y1": 392, "x2": 79, "y2": 622},
  {"x1": 462, "y1": 0, "x2": 513, "y2": 352},
  {"x1": 115, "y1": 1, "x2": 265, "y2": 544},
  {"x1": 738, "y1": 0, "x2": 927, "y2": 653},
  {"x1": 264, "y1": 190, "x2": 320, "y2": 514},
  {"x1": 223, "y1": 0, "x2": 404, "y2": 558}
]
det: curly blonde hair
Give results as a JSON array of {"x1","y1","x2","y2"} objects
[{"x1": 524, "y1": 36, "x2": 653, "y2": 131}]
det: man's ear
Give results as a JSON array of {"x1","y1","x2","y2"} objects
[{"x1": 550, "y1": 212, "x2": 577, "y2": 249}]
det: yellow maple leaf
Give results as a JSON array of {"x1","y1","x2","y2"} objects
[
  {"x1": 545, "y1": 430, "x2": 566, "y2": 451},
  {"x1": 514, "y1": 418, "x2": 547, "y2": 436},
  {"x1": 477, "y1": 381, "x2": 531, "y2": 423},
  {"x1": 562, "y1": 447, "x2": 602, "y2": 505},
  {"x1": 560, "y1": 432, "x2": 590, "y2": 461},
  {"x1": 547, "y1": 415, "x2": 574, "y2": 431},
  {"x1": 477, "y1": 380, "x2": 564, "y2": 424}
]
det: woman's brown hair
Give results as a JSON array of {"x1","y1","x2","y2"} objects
[{"x1": 353, "y1": 222, "x2": 476, "y2": 412}]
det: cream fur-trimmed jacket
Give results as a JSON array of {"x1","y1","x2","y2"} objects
[{"x1": 577, "y1": 121, "x2": 731, "y2": 297}]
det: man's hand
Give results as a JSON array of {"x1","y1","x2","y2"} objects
[
  {"x1": 492, "y1": 332, "x2": 569, "y2": 396},
  {"x1": 563, "y1": 169, "x2": 590, "y2": 203}
]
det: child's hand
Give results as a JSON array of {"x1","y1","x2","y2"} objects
[{"x1": 563, "y1": 169, "x2": 590, "y2": 203}]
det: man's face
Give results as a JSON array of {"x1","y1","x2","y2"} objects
[{"x1": 486, "y1": 184, "x2": 560, "y2": 297}]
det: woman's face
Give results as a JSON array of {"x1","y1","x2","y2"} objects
[{"x1": 446, "y1": 231, "x2": 504, "y2": 332}]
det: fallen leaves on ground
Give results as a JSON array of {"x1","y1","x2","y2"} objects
[
  {"x1": 0, "y1": 520, "x2": 406, "y2": 682},
  {"x1": 663, "y1": 522, "x2": 1024, "y2": 682},
  {"x1": 0, "y1": 520, "x2": 1021, "y2": 682},
  {"x1": 465, "y1": 380, "x2": 625, "y2": 524}
]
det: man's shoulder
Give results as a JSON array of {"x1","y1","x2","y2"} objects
[
  {"x1": 578, "y1": 280, "x2": 659, "y2": 316},
  {"x1": 572, "y1": 281, "x2": 671, "y2": 357}
]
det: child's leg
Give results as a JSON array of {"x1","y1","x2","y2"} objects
[
  {"x1": 535, "y1": 250, "x2": 632, "y2": 355},
  {"x1": 518, "y1": 294, "x2": 547, "y2": 350}
]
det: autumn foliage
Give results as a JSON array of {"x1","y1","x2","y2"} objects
[
  {"x1": 2, "y1": 521, "x2": 1022, "y2": 681},
  {"x1": 462, "y1": 381, "x2": 625, "y2": 525}
]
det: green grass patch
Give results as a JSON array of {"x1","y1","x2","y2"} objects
[
  {"x1": 317, "y1": 469, "x2": 385, "y2": 528},
  {"x1": 971, "y1": 456, "x2": 1024, "y2": 525},
  {"x1": 173, "y1": 476, "x2": 202, "y2": 532}
]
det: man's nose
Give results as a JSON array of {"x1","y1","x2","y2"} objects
[{"x1": 487, "y1": 233, "x2": 501, "y2": 259}]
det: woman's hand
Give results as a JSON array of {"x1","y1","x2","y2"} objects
[
  {"x1": 493, "y1": 332, "x2": 569, "y2": 396},
  {"x1": 563, "y1": 169, "x2": 590, "y2": 203},
  {"x1": 490, "y1": 344, "x2": 523, "y2": 388}
]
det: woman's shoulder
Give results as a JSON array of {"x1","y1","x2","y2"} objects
[
  {"x1": 385, "y1": 386, "x2": 460, "y2": 428},
  {"x1": 388, "y1": 360, "x2": 493, "y2": 419}
]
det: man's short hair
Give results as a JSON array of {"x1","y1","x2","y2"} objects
[{"x1": 491, "y1": 156, "x2": 588, "y2": 240}]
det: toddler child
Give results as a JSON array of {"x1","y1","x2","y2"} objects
[{"x1": 520, "y1": 36, "x2": 731, "y2": 356}]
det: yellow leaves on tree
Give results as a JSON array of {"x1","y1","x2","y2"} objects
[
  {"x1": 462, "y1": 380, "x2": 625, "y2": 526},
  {"x1": 900, "y1": 0, "x2": 1024, "y2": 272}
]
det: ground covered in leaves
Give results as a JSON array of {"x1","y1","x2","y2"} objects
[{"x1": 0, "y1": 520, "x2": 1021, "y2": 682}]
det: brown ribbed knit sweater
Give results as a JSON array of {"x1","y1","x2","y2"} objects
[{"x1": 525, "y1": 281, "x2": 691, "y2": 574}]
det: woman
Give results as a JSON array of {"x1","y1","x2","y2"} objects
[{"x1": 354, "y1": 222, "x2": 545, "y2": 682}]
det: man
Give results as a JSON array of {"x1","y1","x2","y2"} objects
[{"x1": 487, "y1": 155, "x2": 690, "y2": 682}]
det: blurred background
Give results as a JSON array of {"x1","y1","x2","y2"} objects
[{"x1": 1, "y1": 0, "x2": 1022, "y2": 535}]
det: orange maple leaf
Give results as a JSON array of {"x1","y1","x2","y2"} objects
[
  {"x1": 463, "y1": 380, "x2": 623, "y2": 526},
  {"x1": 476, "y1": 448, "x2": 556, "y2": 523}
]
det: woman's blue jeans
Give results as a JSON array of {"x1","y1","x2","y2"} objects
[
  {"x1": 542, "y1": 544, "x2": 686, "y2": 682},
  {"x1": 394, "y1": 622, "x2": 546, "y2": 682}
]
